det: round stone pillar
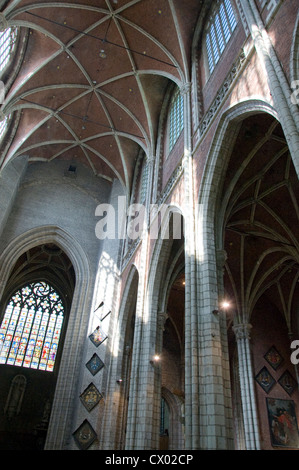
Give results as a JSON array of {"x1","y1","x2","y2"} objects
[{"x1": 233, "y1": 323, "x2": 260, "y2": 449}]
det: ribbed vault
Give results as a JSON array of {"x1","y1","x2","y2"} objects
[
  {"x1": 1, "y1": 0, "x2": 202, "y2": 195},
  {"x1": 221, "y1": 114, "x2": 299, "y2": 333}
]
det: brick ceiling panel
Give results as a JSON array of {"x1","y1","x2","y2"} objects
[{"x1": 2, "y1": 0, "x2": 202, "y2": 195}]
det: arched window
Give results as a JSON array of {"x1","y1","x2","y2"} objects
[
  {"x1": 0, "y1": 281, "x2": 65, "y2": 372},
  {"x1": 140, "y1": 159, "x2": 148, "y2": 203},
  {"x1": 0, "y1": 26, "x2": 18, "y2": 76},
  {"x1": 205, "y1": 0, "x2": 237, "y2": 74},
  {"x1": 4, "y1": 374, "x2": 27, "y2": 419},
  {"x1": 168, "y1": 87, "x2": 184, "y2": 154}
]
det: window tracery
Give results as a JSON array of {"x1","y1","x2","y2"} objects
[{"x1": 0, "y1": 281, "x2": 64, "y2": 372}]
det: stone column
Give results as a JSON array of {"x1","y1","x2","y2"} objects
[
  {"x1": 125, "y1": 155, "x2": 158, "y2": 450},
  {"x1": 152, "y1": 310, "x2": 168, "y2": 444},
  {"x1": 195, "y1": 249, "x2": 234, "y2": 450},
  {"x1": 233, "y1": 323, "x2": 260, "y2": 450},
  {"x1": 180, "y1": 82, "x2": 200, "y2": 450},
  {"x1": 239, "y1": 0, "x2": 299, "y2": 176}
]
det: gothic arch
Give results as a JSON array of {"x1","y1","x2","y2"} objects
[
  {"x1": 196, "y1": 100, "x2": 279, "y2": 316},
  {"x1": 100, "y1": 264, "x2": 139, "y2": 450},
  {"x1": 113, "y1": 264, "x2": 139, "y2": 370},
  {"x1": 197, "y1": 99, "x2": 278, "y2": 253},
  {"x1": 198, "y1": 99, "x2": 299, "y2": 449},
  {"x1": 147, "y1": 205, "x2": 185, "y2": 317},
  {"x1": 145, "y1": 207, "x2": 185, "y2": 448},
  {"x1": 161, "y1": 386, "x2": 184, "y2": 450},
  {"x1": 0, "y1": 225, "x2": 92, "y2": 450},
  {"x1": 202, "y1": 101, "x2": 299, "y2": 324}
]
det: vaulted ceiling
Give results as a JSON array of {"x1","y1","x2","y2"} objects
[
  {"x1": 221, "y1": 114, "x2": 299, "y2": 333},
  {"x1": 2, "y1": 0, "x2": 202, "y2": 195},
  {"x1": 4, "y1": 1, "x2": 298, "y2": 335}
]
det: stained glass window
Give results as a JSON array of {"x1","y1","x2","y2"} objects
[
  {"x1": 0, "y1": 281, "x2": 64, "y2": 372},
  {"x1": 206, "y1": 0, "x2": 237, "y2": 74},
  {"x1": 168, "y1": 87, "x2": 184, "y2": 154}
]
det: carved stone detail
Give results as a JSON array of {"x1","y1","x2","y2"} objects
[{"x1": 233, "y1": 323, "x2": 252, "y2": 341}]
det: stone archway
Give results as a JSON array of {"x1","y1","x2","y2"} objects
[
  {"x1": 219, "y1": 113, "x2": 299, "y2": 449},
  {"x1": 0, "y1": 225, "x2": 92, "y2": 450},
  {"x1": 101, "y1": 265, "x2": 139, "y2": 450},
  {"x1": 203, "y1": 104, "x2": 299, "y2": 449},
  {"x1": 196, "y1": 100, "x2": 281, "y2": 450}
]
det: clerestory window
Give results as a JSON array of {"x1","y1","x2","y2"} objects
[
  {"x1": 205, "y1": 0, "x2": 238, "y2": 75},
  {"x1": 168, "y1": 87, "x2": 184, "y2": 154},
  {"x1": 0, "y1": 281, "x2": 65, "y2": 372},
  {"x1": 140, "y1": 160, "x2": 148, "y2": 203}
]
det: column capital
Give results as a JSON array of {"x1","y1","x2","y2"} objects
[
  {"x1": 233, "y1": 323, "x2": 252, "y2": 341},
  {"x1": 180, "y1": 82, "x2": 191, "y2": 96},
  {"x1": 216, "y1": 249, "x2": 227, "y2": 271},
  {"x1": 158, "y1": 311, "x2": 168, "y2": 329},
  {"x1": 145, "y1": 155, "x2": 155, "y2": 166}
]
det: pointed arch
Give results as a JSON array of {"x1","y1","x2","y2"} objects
[
  {"x1": 100, "y1": 263, "x2": 139, "y2": 450},
  {"x1": 0, "y1": 225, "x2": 92, "y2": 450},
  {"x1": 197, "y1": 100, "x2": 279, "y2": 275}
]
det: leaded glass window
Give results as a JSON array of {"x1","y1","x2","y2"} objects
[
  {"x1": 0, "y1": 281, "x2": 64, "y2": 372},
  {"x1": 206, "y1": 0, "x2": 237, "y2": 74},
  {"x1": 0, "y1": 27, "x2": 18, "y2": 75},
  {"x1": 140, "y1": 160, "x2": 148, "y2": 203},
  {"x1": 168, "y1": 87, "x2": 184, "y2": 154}
]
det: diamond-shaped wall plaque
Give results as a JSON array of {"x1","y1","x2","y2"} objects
[
  {"x1": 73, "y1": 419, "x2": 97, "y2": 450},
  {"x1": 80, "y1": 383, "x2": 103, "y2": 412},
  {"x1": 86, "y1": 353, "x2": 104, "y2": 376},
  {"x1": 278, "y1": 370, "x2": 297, "y2": 396},
  {"x1": 264, "y1": 345, "x2": 283, "y2": 370},
  {"x1": 255, "y1": 366, "x2": 276, "y2": 393},
  {"x1": 89, "y1": 325, "x2": 107, "y2": 347}
]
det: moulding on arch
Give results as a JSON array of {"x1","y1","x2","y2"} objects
[
  {"x1": 0, "y1": 225, "x2": 91, "y2": 293},
  {"x1": 196, "y1": 98, "x2": 279, "y2": 256}
]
